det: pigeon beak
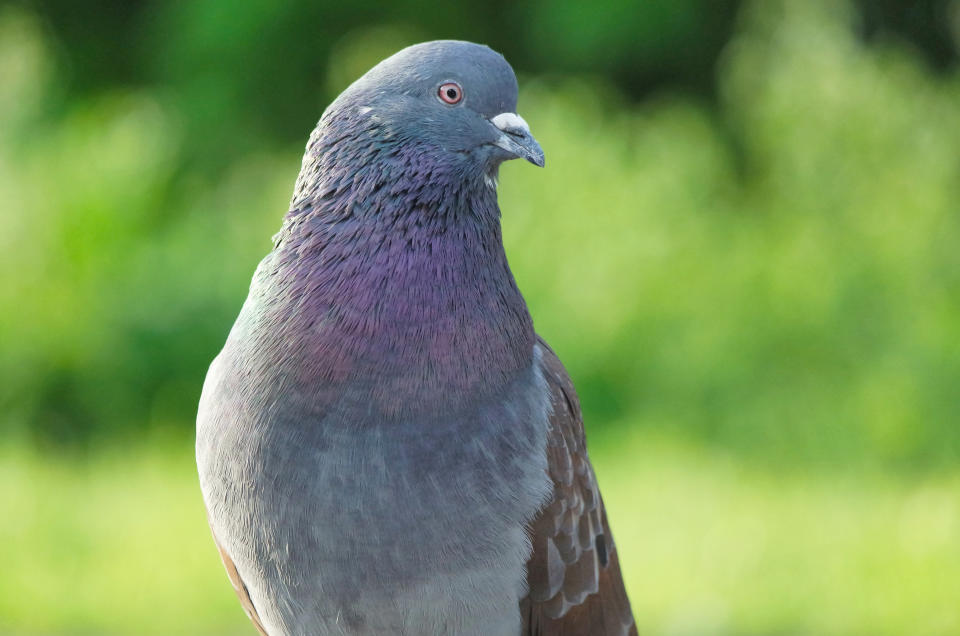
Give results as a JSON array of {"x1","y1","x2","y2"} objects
[{"x1": 490, "y1": 112, "x2": 545, "y2": 167}]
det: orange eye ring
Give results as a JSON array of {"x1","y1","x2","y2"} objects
[{"x1": 438, "y1": 82, "x2": 463, "y2": 105}]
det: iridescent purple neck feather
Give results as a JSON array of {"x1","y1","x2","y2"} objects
[{"x1": 235, "y1": 103, "x2": 534, "y2": 416}]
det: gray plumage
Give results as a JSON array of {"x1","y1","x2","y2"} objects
[{"x1": 197, "y1": 40, "x2": 634, "y2": 635}]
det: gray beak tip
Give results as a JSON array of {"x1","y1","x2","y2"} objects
[{"x1": 491, "y1": 112, "x2": 545, "y2": 168}]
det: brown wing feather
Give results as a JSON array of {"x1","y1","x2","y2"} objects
[
  {"x1": 209, "y1": 524, "x2": 270, "y2": 636},
  {"x1": 522, "y1": 336, "x2": 637, "y2": 635}
]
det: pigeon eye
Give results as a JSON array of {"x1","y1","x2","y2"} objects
[{"x1": 438, "y1": 82, "x2": 463, "y2": 105}]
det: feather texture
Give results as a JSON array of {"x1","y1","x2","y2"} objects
[
  {"x1": 208, "y1": 338, "x2": 635, "y2": 636},
  {"x1": 210, "y1": 525, "x2": 269, "y2": 636},
  {"x1": 522, "y1": 337, "x2": 637, "y2": 636}
]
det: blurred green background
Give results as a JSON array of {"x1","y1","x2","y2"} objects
[{"x1": 2, "y1": 0, "x2": 960, "y2": 634}]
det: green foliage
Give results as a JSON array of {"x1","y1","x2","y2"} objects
[
  {"x1": 2, "y1": 2, "x2": 960, "y2": 633},
  {"x1": 2, "y1": 1, "x2": 960, "y2": 466},
  {"x1": 503, "y1": 1, "x2": 960, "y2": 468}
]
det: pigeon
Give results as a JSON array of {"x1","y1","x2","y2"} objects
[{"x1": 196, "y1": 40, "x2": 636, "y2": 636}]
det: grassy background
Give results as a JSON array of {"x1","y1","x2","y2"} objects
[
  {"x1": 2, "y1": 0, "x2": 960, "y2": 633},
  {"x1": 3, "y1": 436, "x2": 959, "y2": 635}
]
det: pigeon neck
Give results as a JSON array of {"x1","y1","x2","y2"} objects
[{"x1": 253, "y1": 145, "x2": 535, "y2": 409}]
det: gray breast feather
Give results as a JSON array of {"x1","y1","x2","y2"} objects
[{"x1": 197, "y1": 345, "x2": 554, "y2": 635}]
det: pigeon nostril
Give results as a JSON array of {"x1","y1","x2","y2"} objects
[{"x1": 505, "y1": 127, "x2": 527, "y2": 138}]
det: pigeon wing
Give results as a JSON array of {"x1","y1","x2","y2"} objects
[{"x1": 522, "y1": 336, "x2": 637, "y2": 635}]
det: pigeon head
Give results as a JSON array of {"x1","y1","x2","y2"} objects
[{"x1": 321, "y1": 40, "x2": 544, "y2": 172}]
